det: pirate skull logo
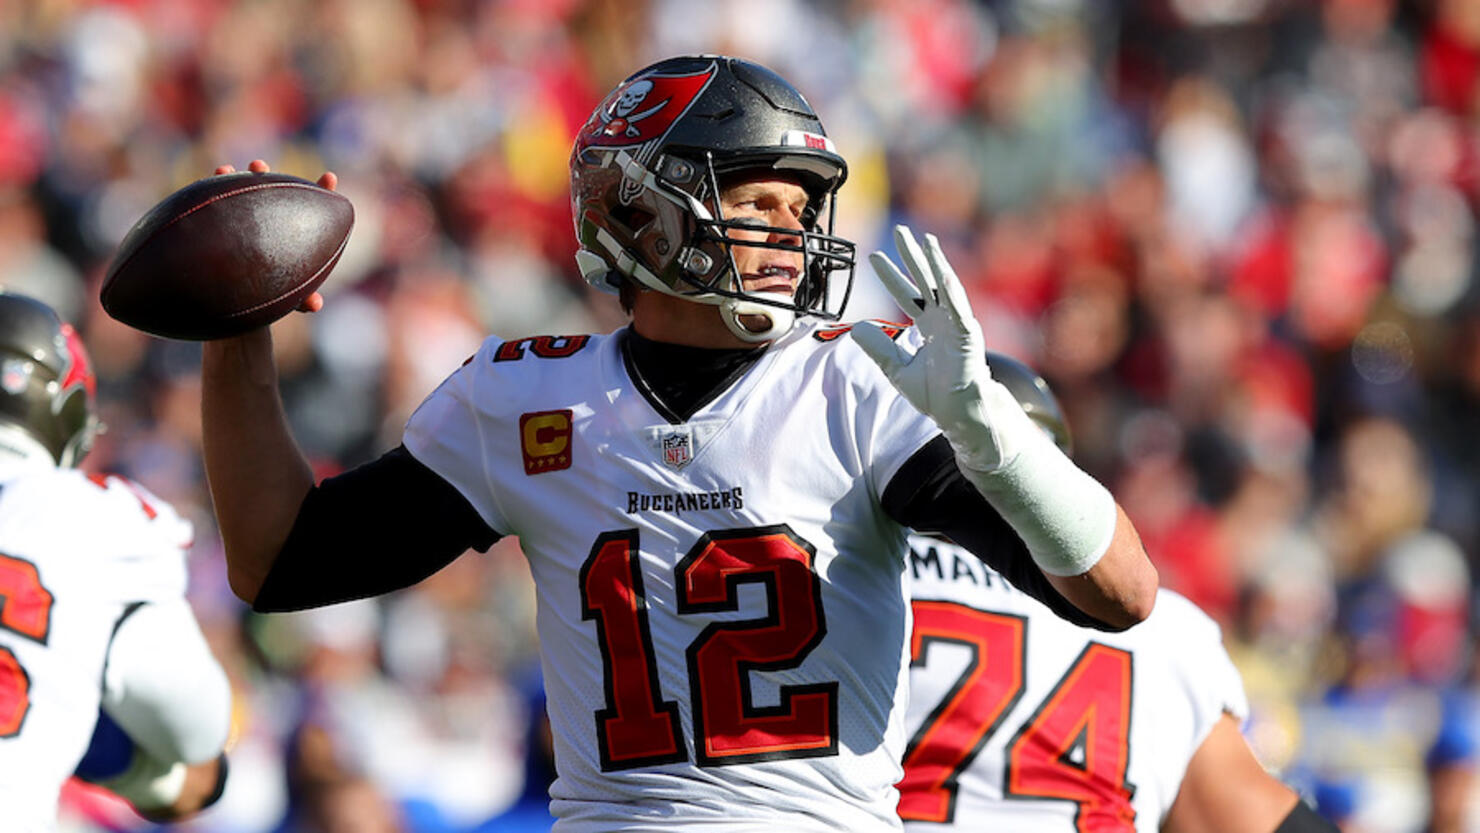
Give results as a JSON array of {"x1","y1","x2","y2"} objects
[
  {"x1": 616, "y1": 81, "x2": 652, "y2": 116},
  {"x1": 602, "y1": 79, "x2": 666, "y2": 138}
]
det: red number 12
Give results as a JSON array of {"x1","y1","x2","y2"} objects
[{"x1": 580, "y1": 525, "x2": 835, "y2": 771}]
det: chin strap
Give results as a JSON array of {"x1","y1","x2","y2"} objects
[
  {"x1": 719, "y1": 299, "x2": 796, "y2": 343},
  {"x1": 587, "y1": 220, "x2": 804, "y2": 343}
]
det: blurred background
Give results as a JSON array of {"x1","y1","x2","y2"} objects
[{"x1": 3, "y1": 0, "x2": 1478, "y2": 830}]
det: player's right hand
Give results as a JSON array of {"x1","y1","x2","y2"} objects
[{"x1": 213, "y1": 159, "x2": 332, "y2": 313}]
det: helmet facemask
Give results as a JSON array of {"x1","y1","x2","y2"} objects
[
  {"x1": 578, "y1": 147, "x2": 855, "y2": 342},
  {"x1": 673, "y1": 152, "x2": 855, "y2": 342}
]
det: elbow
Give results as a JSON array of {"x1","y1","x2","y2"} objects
[
  {"x1": 1095, "y1": 608, "x2": 1148, "y2": 634},
  {"x1": 1121, "y1": 572, "x2": 1159, "y2": 628},
  {"x1": 221, "y1": 533, "x2": 290, "y2": 607},
  {"x1": 225, "y1": 561, "x2": 264, "y2": 606},
  {"x1": 1101, "y1": 560, "x2": 1159, "y2": 631},
  {"x1": 1095, "y1": 504, "x2": 1158, "y2": 630}
]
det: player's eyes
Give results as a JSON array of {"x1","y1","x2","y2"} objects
[{"x1": 724, "y1": 197, "x2": 808, "y2": 227}]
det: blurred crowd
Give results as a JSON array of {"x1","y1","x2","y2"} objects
[{"x1": 2, "y1": 0, "x2": 1479, "y2": 830}]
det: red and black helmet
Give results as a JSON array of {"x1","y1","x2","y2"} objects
[
  {"x1": 0, "y1": 292, "x2": 98, "y2": 467},
  {"x1": 570, "y1": 55, "x2": 857, "y2": 342}
]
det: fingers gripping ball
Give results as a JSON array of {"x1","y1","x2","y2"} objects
[{"x1": 101, "y1": 172, "x2": 353, "y2": 340}]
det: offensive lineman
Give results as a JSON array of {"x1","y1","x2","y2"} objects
[
  {"x1": 900, "y1": 354, "x2": 1335, "y2": 833},
  {"x1": 198, "y1": 55, "x2": 1156, "y2": 831},
  {"x1": 0, "y1": 293, "x2": 232, "y2": 831}
]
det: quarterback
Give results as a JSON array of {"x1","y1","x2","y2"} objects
[
  {"x1": 0, "y1": 293, "x2": 231, "y2": 831},
  {"x1": 201, "y1": 56, "x2": 1156, "y2": 831},
  {"x1": 900, "y1": 355, "x2": 1335, "y2": 833}
]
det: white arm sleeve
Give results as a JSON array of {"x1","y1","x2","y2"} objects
[{"x1": 102, "y1": 599, "x2": 232, "y2": 764}]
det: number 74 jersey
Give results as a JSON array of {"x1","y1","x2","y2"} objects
[{"x1": 901, "y1": 535, "x2": 1249, "y2": 833}]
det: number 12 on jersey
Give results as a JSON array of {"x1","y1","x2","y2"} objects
[{"x1": 580, "y1": 525, "x2": 837, "y2": 771}]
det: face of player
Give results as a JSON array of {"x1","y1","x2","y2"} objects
[
  {"x1": 628, "y1": 174, "x2": 813, "y2": 348},
  {"x1": 718, "y1": 174, "x2": 809, "y2": 303}
]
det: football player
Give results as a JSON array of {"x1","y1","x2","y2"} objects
[
  {"x1": 901, "y1": 353, "x2": 1335, "y2": 833},
  {"x1": 199, "y1": 55, "x2": 1156, "y2": 831},
  {"x1": 0, "y1": 293, "x2": 232, "y2": 831}
]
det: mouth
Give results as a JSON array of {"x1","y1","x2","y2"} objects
[{"x1": 743, "y1": 264, "x2": 799, "y2": 295}]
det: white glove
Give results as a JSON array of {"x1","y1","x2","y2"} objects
[
  {"x1": 853, "y1": 225, "x2": 1117, "y2": 577},
  {"x1": 851, "y1": 225, "x2": 1035, "y2": 472}
]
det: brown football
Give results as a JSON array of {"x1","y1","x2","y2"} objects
[{"x1": 101, "y1": 172, "x2": 354, "y2": 340}]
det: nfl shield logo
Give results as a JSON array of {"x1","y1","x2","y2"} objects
[
  {"x1": 1, "y1": 359, "x2": 29, "y2": 395},
  {"x1": 661, "y1": 432, "x2": 692, "y2": 470}
]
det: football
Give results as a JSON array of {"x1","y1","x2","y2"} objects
[{"x1": 101, "y1": 171, "x2": 354, "y2": 340}]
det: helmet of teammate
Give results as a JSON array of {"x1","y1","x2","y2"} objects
[
  {"x1": 985, "y1": 351, "x2": 1072, "y2": 455},
  {"x1": 570, "y1": 54, "x2": 856, "y2": 343},
  {"x1": 0, "y1": 292, "x2": 98, "y2": 467}
]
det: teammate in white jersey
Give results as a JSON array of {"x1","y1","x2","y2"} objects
[
  {"x1": 900, "y1": 353, "x2": 1335, "y2": 833},
  {"x1": 198, "y1": 56, "x2": 1156, "y2": 831},
  {"x1": 0, "y1": 293, "x2": 232, "y2": 831}
]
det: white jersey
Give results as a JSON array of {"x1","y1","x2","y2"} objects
[
  {"x1": 405, "y1": 322, "x2": 941, "y2": 832},
  {"x1": 0, "y1": 467, "x2": 193, "y2": 832},
  {"x1": 901, "y1": 535, "x2": 1247, "y2": 833}
]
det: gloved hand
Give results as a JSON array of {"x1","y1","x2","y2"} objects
[
  {"x1": 853, "y1": 224, "x2": 1117, "y2": 578},
  {"x1": 75, "y1": 713, "x2": 188, "y2": 813},
  {"x1": 851, "y1": 225, "x2": 1038, "y2": 472}
]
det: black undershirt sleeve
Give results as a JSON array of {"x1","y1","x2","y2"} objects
[
  {"x1": 882, "y1": 435, "x2": 1113, "y2": 631},
  {"x1": 1274, "y1": 801, "x2": 1339, "y2": 833},
  {"x1": 252, "y1": 445, "x2": 500, "y2": 612}
]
